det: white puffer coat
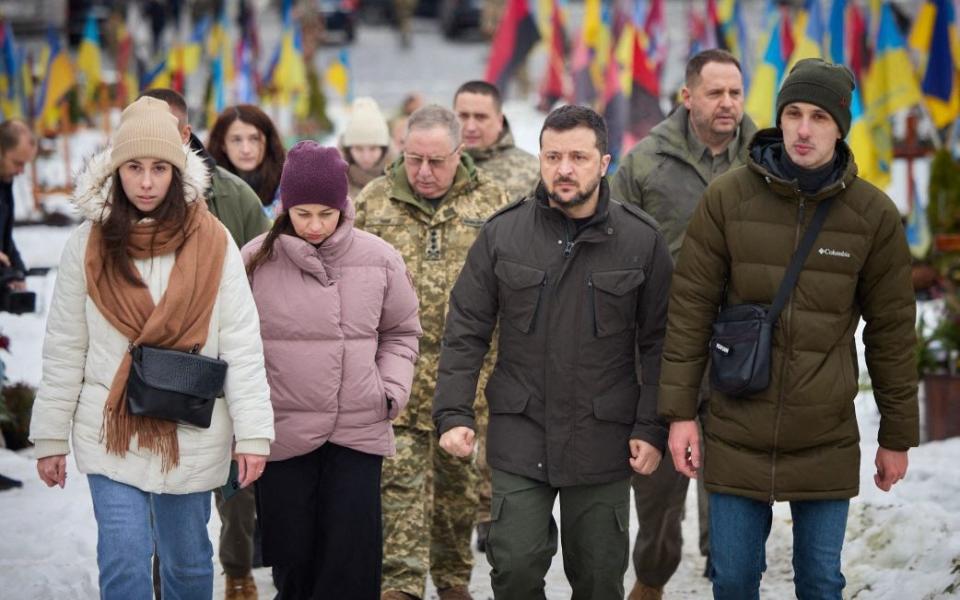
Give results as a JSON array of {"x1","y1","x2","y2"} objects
[{"x1": 29, "y1": 147, "x2": 275, "y2": 494}]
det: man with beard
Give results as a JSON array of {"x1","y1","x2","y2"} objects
[
  {"x1": 609, "y1": 49, "x2": 757, "y2": 600},
  {"x1": 433, "y1": 105, "x2": 673, "y2": 598}
]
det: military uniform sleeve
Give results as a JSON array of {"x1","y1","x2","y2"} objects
[
  {"x1": 658, "y1": 186, "x2": 730, "y2": 421},
  {"x1": 857, "y1": 197, "x2": 919, "y2": 450},
  {"x1": 377, "y1": 251, "x2": 422, "y2": 419},
  {"x1": 433, "y1": 224, "x2": 499, "y2": 436},
  {"x1": 632, "y1": 231, "x2": 672, "y2": 450}
]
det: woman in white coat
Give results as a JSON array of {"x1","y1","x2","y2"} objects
[{"x1": 29, "y1": 97, "x2": 274, "y2": 599}]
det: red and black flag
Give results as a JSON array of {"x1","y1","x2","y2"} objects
[
  {"x1": 538, "y1": 0, "x2": 570, "y2": 111},
  {"x1": 485, "y1": 0, "x2": 541, "y2": 94}
]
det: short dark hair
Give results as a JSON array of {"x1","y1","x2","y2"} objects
[
  {"x1": 0, "y1": 120, "x2": 32, "y2": 154},
  {"x1": 453, "y1": 80, "x2": 503, "y2": 112},
  {"x1": 139, "y1": 88, "x2": 188, "y2": 125},
  {"x1": 539, "y1": 105, "x2": 608, "y2": 156},
  {"x1": 685, "y1": 49, "x2": 742, "y2": 88}
]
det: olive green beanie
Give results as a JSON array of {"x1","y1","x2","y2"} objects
[{"x1": 776, "y1": 58, "x2": 856, "y2": 137}]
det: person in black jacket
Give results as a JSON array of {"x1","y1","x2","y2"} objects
[
  {"x1": 0, "y1": 120, "x2": 36, "y2": 291},
  {"x1": 433, "y1": 105, "x2": 674, "y2": 599}
]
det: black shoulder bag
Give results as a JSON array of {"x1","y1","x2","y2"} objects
[
  {"x1": 709, "y1": 197, "x2": 834, "y2": 397},
  {"x1": 126, "y1": 344, "x2": 228, "y2": 428}
]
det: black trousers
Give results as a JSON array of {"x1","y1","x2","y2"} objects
[{"x1": 255, "y1": 443, "x2": 384, "y2": 600}]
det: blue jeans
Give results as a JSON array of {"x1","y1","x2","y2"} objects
[
  {"x1": 709, "y1": 492, "x2": 849, "y2": 600},
  {"x1": 87, "y1": 474, "x2": 213, "y2": 600}
]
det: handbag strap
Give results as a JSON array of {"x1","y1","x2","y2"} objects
[{"x1": 765, "y1": 197, "x2": 835, "y2": 324}]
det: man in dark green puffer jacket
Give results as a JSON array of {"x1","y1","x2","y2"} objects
[{"x1": 659, "y1": 59, "x2": 918, "y2": 600}]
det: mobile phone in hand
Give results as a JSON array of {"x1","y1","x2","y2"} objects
[{"x1": 220, "y1": 460, "x2": 241, "y2": 501}]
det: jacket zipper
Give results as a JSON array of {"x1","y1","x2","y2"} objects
[
  {"x1": 770, "y1": 196, "x2": 805, "y2": 504},
  {"x1": 562, "y1": 219, "x2": 575, "y2": 257}
]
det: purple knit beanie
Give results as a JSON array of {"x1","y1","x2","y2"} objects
[{"x1": 279, "y1": 141, "x2": 349, "y2": 212}]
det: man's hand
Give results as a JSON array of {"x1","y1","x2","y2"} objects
[
  {"x1": 235, "y1": 453, "x2": 267, "y2": 488},
  {"x1": 0, "y1": 251, "x2": 9, "y2": 267},
  {"x1": 37, "y1": 455, "x2": 67, "y2": 488},
  {"x1": 667, "y1": 420, "x2": 701, "y2": 479},
  {"x1": 439, "y1": 426, "x2": 475, "y2": 458},
  {"x1": 874, "y1": 447, "x2": 908, "y2": 492},
  {"x1": 629, "y1": 439, "x2": 662, "y2": 475}
]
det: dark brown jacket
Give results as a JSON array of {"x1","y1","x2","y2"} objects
[
  {"x1": 433, "y1": 181, "x2": 673, "y2": 487},
  {"x1": 659, "y1": 129, "x2": 919, "y2": 502}
]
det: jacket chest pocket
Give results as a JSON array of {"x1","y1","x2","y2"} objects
[
  {"x1": 589, "y1": 269, "x2": 646, "y2": 337},
  {"x1": 494, "y1": 260, "x2": 547, "y2": 334}
]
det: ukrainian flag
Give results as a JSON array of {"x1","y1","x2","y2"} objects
[
  {"x1": 914, "y1": 0, "x2": 960, "y2": 128},
  {"x1": 789, "y1": 0, "x2": 826, "y2": 67},
  {"x1": 745, "y1": 15, "x2": 789, "y2": 128},
  {"x1": 76, "y1": 13, "x2": 101, "y2": 105},
  {"x1": 35, "y1": 28, "x2": 76, "y2": 132},
  {"x1": 861, "y1": 2, "x2": 922, "y2": 122}
]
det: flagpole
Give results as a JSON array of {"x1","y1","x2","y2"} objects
[{"x1": 60, "y1": 98, "x2": 72, "y2": 190}]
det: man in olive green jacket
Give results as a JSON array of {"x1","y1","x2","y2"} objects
[
  {"x1": 611, "y1": 49, "x2": 757, "y2": 599},
  {"x1": 660, "y1": 59, "x2": 918, "y2": 600},
  {"x1": 355, "y1": 105, "x2": 508, "y2": 600},
  {"x1": 143, "y1": 89, "x2": 270, "y2": 600}
]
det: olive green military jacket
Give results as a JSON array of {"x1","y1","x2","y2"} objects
[
  {"x1": 610, "y1": 106, "x2": 758, "y2": 260},
  {"x1": 207, "y1": 166, "x2": 272, "y2": 248},
  {"x1": 354, "y1": 154, "x2": 509, "y2": 431},
  {"x1": 659, "y1": 129, "x2": 919, "y2": 502},
  {"x1": 465, "y1": 124, "x2": 540, "y2": 203}
]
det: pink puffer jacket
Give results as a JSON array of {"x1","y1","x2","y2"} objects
[{"x1": 242, "y1": 201, "x2": 421, "y2": 460}]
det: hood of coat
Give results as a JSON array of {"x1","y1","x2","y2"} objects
[
  {"x1": 747, "y1": 128, "x2": 857, "y2": 202},
  {"x1": 71, "y1": 145, "x2": 211, "y2": 223}
]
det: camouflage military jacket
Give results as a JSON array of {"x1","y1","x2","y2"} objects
[
  {"x1": 354, "y1": 154, "x2": 509, "y2": 431},
  {"x1": 465, "y1": 124, "x2": 540, "y2": 203}
]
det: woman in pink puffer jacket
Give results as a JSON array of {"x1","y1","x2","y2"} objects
[{"x1": 242, "y1": 141, "x2": 421, "y2": 599}]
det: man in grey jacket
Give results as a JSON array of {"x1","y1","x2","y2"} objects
[
  {"x1": 434, "y1": 105, "x2": 673, "y2": 599},
  {"x1": 610, "y1": 48, "x2": 757, "y2": 600}
]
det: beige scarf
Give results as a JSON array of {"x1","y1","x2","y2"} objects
[{"x1": 85, "y1": 202, "x2": 226, "y2": 471}]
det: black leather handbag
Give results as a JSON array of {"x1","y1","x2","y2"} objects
[
  {"x1": 709, "y1": 197, "x2": 835, "y2": 397},
  {"x1": 126, "y1": 344, "x2": 228, "y2": 428}
]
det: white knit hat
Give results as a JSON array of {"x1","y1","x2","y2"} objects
[
  {"x1": 342, "y1": 97, "x2": 390, "y2": 147},
  {"x1": 110, "y1": 97, "x2": 186, "y2": 171}
]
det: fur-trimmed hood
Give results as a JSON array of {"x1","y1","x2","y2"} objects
[{"x1": 71, "y1": 146, "x2": 211, "y2": 223}]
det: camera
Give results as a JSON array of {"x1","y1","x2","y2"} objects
[{"x1": 0, "y1": 268, "x2": 36, "y2": 315}]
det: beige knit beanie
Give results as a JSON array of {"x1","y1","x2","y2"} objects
[
  {"x1": 110, "y1": 97, "x2": 186, "y2": 172},
  {"x1": 342, "y1": 97, "x2": 390, "y2": 147}
]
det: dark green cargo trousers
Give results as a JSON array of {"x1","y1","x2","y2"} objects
[{"x1": 486, "y1": 469, "x2": 631, "y2": 599}]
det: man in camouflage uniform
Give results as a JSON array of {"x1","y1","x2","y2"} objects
[
  {"x1": 355, "y1": 105, "x2": 508, "y2": 600},
  {"x1": 454, "y1": 80, "x2": 539, "y2": 204},
  {"x1": 452, "y1": 80, "x2": 539, "y2": 551},
  {"x1": 609, "y1": 49, "x2": 757, "y2": 600}
]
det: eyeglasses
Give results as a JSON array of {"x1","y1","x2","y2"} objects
[{"x1": 404, "y1": 145, "x2": 461, "y2": 170}]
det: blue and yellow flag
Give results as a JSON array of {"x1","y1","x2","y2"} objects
[
  {"x1": 35, "y1": 28, "x2": 76, "y2": 132},
  {"x1": 0, "y1": 21, "x2": 22, "y2": 119},
  {"x1": 324, "y1": 48, "x2": 351, "y2": 102},
  {"x1": 745, "y1": 14, "x2": 789, "y2": 128},
  {"x1": 861, "y1": 2, "x2": 922, "y2": 121},
  {"x1": 916, "y1": 0, "x2": 960, "y2": 128},
  {"x1": 789, "y1": 0, "x2": 826, "y2": 68},
  {"x1": 76, "y1": 13, "x2": 102, "y2": 105}
]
